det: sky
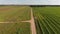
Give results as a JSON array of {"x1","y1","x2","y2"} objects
[{"x1": 0, "y1": 0, "x2": 60, "y2": 5}]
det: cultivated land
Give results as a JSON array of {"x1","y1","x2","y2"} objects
[
  {"x1": 1, "y1": 6, "x2": 60, "y2": 34},
  {"x1": 33, "y1": 7, "x2": 60, "y2": 34},
  {"x1": 0, "y1": 6, "x2": 31, "y2": 22},
  {"x1": 0, "y1": 22, "x2": 30, "y2": 34},
  {"x1": 0, "y1": 6, "x2": 31, "y2": 34}
]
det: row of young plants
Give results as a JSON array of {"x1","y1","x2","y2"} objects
[{"x1": 34, "y1": 14, "x2": 60, "y2": 34}]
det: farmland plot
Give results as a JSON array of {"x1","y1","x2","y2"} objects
[
  {"x1": 0, "y1": 6, "x2": 31, "y2": 22},
  {"x1": 0, "y1": 22, "x2": 30, "y2": 34},
  {"x1": 0, "y1": 6, "x2": 31, "y2": 34},
  {"x1": 33, "y1": 7, "x2": 60, "y2": 34}
]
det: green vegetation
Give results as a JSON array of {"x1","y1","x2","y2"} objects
[
  {"x1": 0, "y1": 22, "x2": 30, "y2": 34},
  {"x1": 33, "y1": 7, "x2": 60, "y2": 34},
  {"x1": 0, "y1": 6, "x2": 31, "y2": 22},
  {"x1": 0, "y1": 6, "x2": 31, "y2": 34}
]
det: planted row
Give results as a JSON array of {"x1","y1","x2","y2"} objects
[{"x1": 34, "y1": 14, "x2": 60, "y2": 34}]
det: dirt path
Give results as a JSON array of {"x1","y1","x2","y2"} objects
[
  {"x1": 0, "y1": 22, "x2": 14, "y2": 23},
  {"x1": 21, "y1": 8, "x2": 36, "y2": 34},
  {"x1": 0, "y1": 22, "x2": 9, "y2": 23}
]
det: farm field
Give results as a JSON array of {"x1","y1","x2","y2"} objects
[
  {"x1": 0, "y1": 6, "x2": 31, "y2": 34},
  {"x1": 0, "y1": 6, "x2": 31, "y2": 22},
  {"x1": 33, "y1": 7, "x2": 60, "y2": 34},
  {"x1": 0, "y1": 22, "x2": 30, "y2": 34}
]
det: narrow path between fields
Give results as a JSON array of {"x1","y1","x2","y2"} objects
[
  {"x1": 21, "y1": 8, "x2": 36, "y2": 34},
  {"x1": 0, "y1": 22, "x2": 14, "y2": 23},
  {"x1": 0, "y1": 22, "x2": 9, "y2": 23}
]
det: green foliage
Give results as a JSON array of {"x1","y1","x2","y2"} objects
[{"x1": 33, "y1": 7, "x2": 60, "y2": 34}]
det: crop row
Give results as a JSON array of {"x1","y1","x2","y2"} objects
[{"x1": 34, "y1": 14, "x2": 60, "y2": 34}]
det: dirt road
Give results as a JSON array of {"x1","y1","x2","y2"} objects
[{"x1": 21, "y1": 8, "x2": 36, "y2": 34}]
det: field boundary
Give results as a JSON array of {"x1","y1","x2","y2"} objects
[{"x1": 0, "y1": 22, "x2": 14, "y2": 23}]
